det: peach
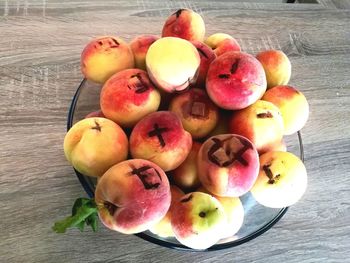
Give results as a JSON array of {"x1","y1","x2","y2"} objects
[
  {"x1": 262, "y1": 85, "x2": 309, "y2": 135},
  {"x1": 162, "y1": 9, "x2": 205, "y2": 42},
  {"x1": 256, "y1": 50, "x2": 291, "y2": 89},
  {"x1": 229, "y1": 100, "x2": 284, "y2": 153},
  {"x1": 172, "y1": 142, "x2": 202, "y2": 191},
  {"x1": 149, "y1": 185, "x2": 184, "y2": 238},
  {"x1": 63, "y1": 118, "x2": 128, "y2": 177},
  {"x1": 251, "y1": 151, "x2": 307, "y2": 208},
  {"x1": 85, "y1": 110, "x2": 105, "y2": 118},
  {"x1": 205, "y1": 33, "x2": 241, "y2": 57},
  {"x1": 130, "y1": 35, "x2": 160, "y2": 71},
  {"x1": 198, "y1": 186, "x2": 244, "y2": 238},
  {"x1": 100, "y1": 69, "x2": 160, "y2": 127},
  {"x1": 190, "y1": 41, "x2": 216, "y2": 87},
  {"x1": 95, "y1": 159, "x2": 171, "y2": 234},
  {"x1": 146, "y1": 37, "x2": 200, "y2": 93},
  {"x1": 197, "y1": 134, "x2": 259, "y2": 197},
  {"x1": 129, "y1": 111, "x2": 192, "y2": 171},
  {"x1": 260, "y1": 139, "x2": 287, "y2": 154},
  {"x1": 81, "y1": 36, "x2": 134, "y2": 84},
  {"x1": 169, "y1": 88, "x2": 219, "y2": 139},
  {"x1": 206, "y1": 51, "x2": 267, "y2": 110},
  {"x1": 171, "y1": 192, "x2": 226, "y2": 249}
]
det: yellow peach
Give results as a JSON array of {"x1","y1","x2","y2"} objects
[
  {"x1": 262, "y1": 85, "x2": 309, "y2": 135},
  {"x1": 63, "y1": 118, "x2": 128, "y2": 177},
  {"x1": 256, "y1": 50, "x2": 291, "y2": 89},
  {"x1": 146, "y1": 37, "x2": 200, "y2": 93},
  {"x1": 251, "y1": 151, "x2": 307, "y2": 208},
  {"x1": 81, "y1": 36, "x2": 134, "y2": 84}
]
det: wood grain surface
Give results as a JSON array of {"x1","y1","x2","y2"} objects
[{"x1": 1, "y1": 0, "x2": 349, "y2": 262}]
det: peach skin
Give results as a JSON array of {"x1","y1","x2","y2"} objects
[
  {"x1": 205, "y1": 33, "x2": 241, "y2": 57},
  {"x1": 172, "y1": 142, "x2": 202, "y2": 191},
  {"x1": 100, "y1": 69, "x2": 160, "y2": 127},
  {"x1": 197, "y1": 134, "x2": 259, "y2": 197},
  {"x1": 95, "y1": 159, "x2": 171, "y2": 234},
  {"x1": 256, "y1": 50, "x2": 291, "y2": 89},
  {"x1": 129, "y1": 111, "x2": 192, "y2": 171},
  {"x1": 198, "y1": 186, "x2": 244, "y2": 238},
  {"x1": 162, "y1": 9, "x2": 205, "y2": 42},
  {"x1": 190, "y1": 40, "x2": 216, "y2": 88},
  {"x1": 171, "y1": 192, "x2": 226, "y2": 249},
  {"x1": 206, "y1": 51, "x2": 267, "y2": 110},
  {"x1": 149, "y1": 185, "x2": 184, "y2": 238},
  {"x1": 146, "y1": 37, "x2": 200, "y2": 93},
  {"x1": 229, "y1": 100, "x2": 284, "y2": 153},
  {"x1": 169, "y1": 88, "x2": 219, "y2": 139},
  {"x1": 130, "y1": 35, "x2": 160, "y2": 71},
  {"x1": 262, "y1": 85, "x2": 309, "y2": 135},
  {"x1": 251, "y1": 151, "x2": 307, "y2": 208},
  {"x1": 81, "y1": 36, "x2": 134, "y2": 84},
  {"x1": 63, "y1": 117, "x2": 128, "y2": 177}
]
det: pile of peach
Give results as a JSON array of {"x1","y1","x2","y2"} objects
[{"x1": 64, "y1": 9, "x2": 309, "y2": 250}]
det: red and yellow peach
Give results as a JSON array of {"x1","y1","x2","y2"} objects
[
  {"x1": 129, "y1": 111, "x2": 192, "y2": 171},
  {"x1": 162, "y1": 9, "x2": 205, "y2": 42},
  {"x1": 149, "y1": 185, "x2": 184, "y2": 237},
  {"x1": 256, "y1": 50, "x2": 291, "y2": 89},
  {"x1": 95, "y1": 159, "x2": 171, "y2": 234},
  {"x1": 169, "y1": 88, "x2": 219, "y2": 139},
  {"x1": 190, "y1": 40, "x2": 216, "y2": 87},
  {"x1": 206, "y1": 51, "x2": 267, "y2": 110},
  {"x1": 172, "y1": 142, "x2": 202, "y2": 191},
  {"x1": 262, "y1": 85, "x2": 309, "y2": 135},
  {"x1": 63, "y1": 117, "x2": 128, "y2": 177},
  {"x1": 171, "y1": 192, "x2": 226, "y2": 249},
  {"x1": 205, "y1": 33, "x2": 241, "y2": 57},
  {"x1": 229, "y1": 100, "x2": 284, "y2": 153},
  {"x1": 100, "y1": 69, "x2": 160, "y2": 127},
  {"x1": 81, "y1": 36, "x2": 134, "y2": 84},
  {"x1": 198, "y1": 186, "x2": 244, "y2": 238},
  {"x1": 197, "y1": 134, "x2": 259, "y2": 197},
  {"x1": 130, "y1": 35, "x2": 160, "y2": 71}
]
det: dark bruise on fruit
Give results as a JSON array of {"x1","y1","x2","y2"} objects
[
  {"x1": 196, "y1": 47, "x2": 208, "y2": 59},
  {"x1": 147, "y1": 123, "x2": 169, "y2": 147},
  {"x1": 218, "y1": 74, "x2": 230, "y2": 79},
  {"x1": 191, "y1": 101, "x2": 207, "y2": 117},
  {"x1": 199, "y1": 211, "x2": 206, "y2": 218},
  {"x1": 104, "y1": 201, "x2": 118, "y2": 216},
  {"x1": 111, "y1": 38, "x2": 120, "y2": 46},
  {"x1": 91, "y1": 120, "x2": 102, "y2": 132},
  {"x1": 174, "y1": 9, "x2": 185, "y2": 18},
  {"x1": 230, "y1": 59, "x2": 240, "y2": 74},
  {"x1": 208, "y1": 137, "x2": 252, "y2": 167},
  {"x1": 181, "y1": 194, "x2": 193, "y2": 203},
  {"x1": 263, "y1": 163, "x2": 280, "y2": 184},
  {"x1": 130, "y1": 165, "x2": 162, "y2": 190},
  {"x1": 257, "y1": 112, "x2": 273, "y2": 118},
  {"x1": 127, "y1": 73, "x2": 149, "y2": 94}
]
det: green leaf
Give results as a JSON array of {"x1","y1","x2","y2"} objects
[
  {"x1": 72, "y1": 198, "x2": 91, "y2": 215},
  {"x1": 86, "y1": 213, "x2": 98, "y2": 232},
  {"x1": 52, "y1": 198, "x2": 98, "y2": 233}
]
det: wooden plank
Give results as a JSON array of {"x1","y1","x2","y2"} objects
[{"x1": 0, "y1": 1, "x2": 349, "y2": 262}]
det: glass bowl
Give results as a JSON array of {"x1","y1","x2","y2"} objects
[{"x1": 67, "y1": 78, "x2": 304, "y2": 251}]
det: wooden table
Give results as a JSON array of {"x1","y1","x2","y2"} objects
[{"x1": 1, "y1": 0, "x2": 349, "y2": 262}]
